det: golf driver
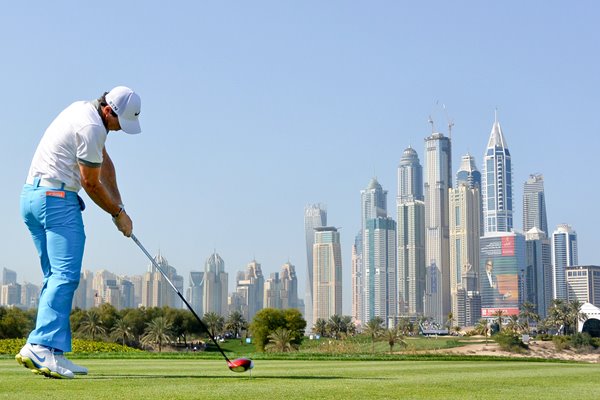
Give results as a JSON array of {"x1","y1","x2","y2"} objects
[{"x1": 131, "y1": 234, "x2": 254, "y2": 373}]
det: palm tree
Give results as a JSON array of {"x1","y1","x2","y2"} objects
[
  {"x1": 203, "y1": 312, "x2": 225, "y2": 339},
  {"x1": 506, "y1": 315, "x2": 521, "y2": 334},
  {"x1": 385, "y1": 327, "x2": 407, "y2": 354},
  {"x1": 548, "y1": 299, "x2": 569, "y2": 334},
  {"x1": 78, "y1": 310, "x2": 106, "y2": 341},
  {"x1": 225, "y1": 311, "x2": 247, "y2": 340},
  {"x1": 364, "y1": 317, "x2": 384, "y2": 353},
  {"x1": 327, "y1": 314, "x2": 343, "y2": 339},
  {"x1": 341, "y1": 315, "x2": 356, "y2": 337},
  {"x1": 474, "y1": 319, "x2": 489, "y2": 345},
  {"x1": 492, "y1": 309, "x2": 505, "y2": 333},
  {"x1": 110, "y1": 318, "x2": 133, "y2": 346},
  {"x1": 445, "y1": 312, "x2": 455, "y2": 332},
  {"x1": 397, "y1": 317, "x2": 412, "y2": 336},
  {"x1": 265, "y1": 327, "x2": 296, "y2": 352},
  {"x1": 312, "y1": 318, "x2": 327, "y2": 337},
  {"x1": 567, "y1": 300, "x2": 588, "y2": 335},
  {"x1": 141, "y1": 316, "x2": 173, "y2": 352},
  {"x1": 519, "y1": 302, "x2": 539, "y2": 335}
]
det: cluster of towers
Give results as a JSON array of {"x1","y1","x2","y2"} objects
[{"x1": 305, "y1": 113, "x2": 582, "y2": 330}]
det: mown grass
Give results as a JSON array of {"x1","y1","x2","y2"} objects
[{"x1": 1, "y1": 358, "x2": 599, "y2": 400}]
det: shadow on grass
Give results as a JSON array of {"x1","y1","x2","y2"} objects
[{"x1": 82, "y1": 374, "x2": 385, "y2": 381}]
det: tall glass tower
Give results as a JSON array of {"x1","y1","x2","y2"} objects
[
  {"x1": 456, "y1": 154, "x2": 482, "y2": 190},
  {"x1": 304, "y1": 204, "x2": 327, "y2": 329},
  {"x1": 424, "y1": 133, "x2": 452, "y2": 324},
  {"x1": 523, "y1": 174, "x2": 548, "y2": 235},
  {"x1": 360, "y1": 178, "x2": 393, "y2": 326},
  {"x1": 552, "y1": 224, "x2": 578, "y2": 300},
  {"x1": 397, "y1": 147, "x2": 425, "y2": 317},
  {"x1": 482, "y1": 115, "x2": 513, "y2": 234}
]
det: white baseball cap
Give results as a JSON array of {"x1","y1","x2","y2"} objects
[{"x1": 106, "y1": 86, "x2": 142, "y2": 134}]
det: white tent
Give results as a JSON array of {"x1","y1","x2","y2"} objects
[{"x1": 578, "y1": 302, "x2": 600, "y2": 334}]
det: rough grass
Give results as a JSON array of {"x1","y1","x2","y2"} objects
[{"x1": 1, "y1": 358, "x2": 599, "y2": 399}]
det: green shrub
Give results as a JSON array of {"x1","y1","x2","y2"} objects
[
  {"x1": 493, "y1": 332, "x2": 528, "y2": 353},
  {"x1": 0, "y1": 338, "x2": 142, "y2": 355},
  {"x1": 552, "y1": 335, "x2": 570, "y2": 351}
]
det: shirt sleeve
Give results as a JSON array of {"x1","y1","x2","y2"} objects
[{"x1": 76, "y1": 124, "x2": 106, "y2": 167}]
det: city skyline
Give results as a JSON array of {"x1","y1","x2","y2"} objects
[{"x1": 2, "y1": 3, "x2": 600, "y2": 317}]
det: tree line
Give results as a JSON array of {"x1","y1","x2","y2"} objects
[{"x1": 0, "y1": 299, "x2": 593, "y2": 353}]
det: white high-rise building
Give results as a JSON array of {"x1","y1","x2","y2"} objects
[
  {"x1": 523, "y1": 174, "x2": 548, "y2": 235},
  {"x1": 359, "y1": 178, "x2": 388, "y2": 326},
  {"x1": 424, "y1": 132, "x2": 452, "y2": 324},
  {"x1": 552, "y1": 224, "x2": 578, "y2": 300},
  {"x1": 304, "y1": 204, "x2": 327, "y2": 329},
  {"x1": 449, "y1": 182, "x2": 481, "y2": 327},
  {"x1": 313, "y1": 227, "x2": 342, "y2": 323},
  {"x1": 141, "y1": 253, "x2": 184, "y2": 309},
  {"x1": 397, "y1": 147, "x2": 426, "y2": 317},
  {"x1": 202, "y1": 252, "x2": 229, "y2": 316},
  {"x1": 280, "y1": 262, "x2": 299, "y2": 309},
  {"x1": 364, "y1": 217, "x2": 397, "y2": 326}
]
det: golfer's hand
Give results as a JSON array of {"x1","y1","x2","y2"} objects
[{"x1": 113, "y1": 210, "x2": 133, "y2": 237}]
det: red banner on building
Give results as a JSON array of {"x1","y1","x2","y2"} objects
[{"x1": 501, "y1": 236, "x2": 515, "y2": 256}]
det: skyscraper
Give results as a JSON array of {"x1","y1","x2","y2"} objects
[
  {"x1": 351, "y1": 234, "x2": 363, "y2": 325},
  {"x1": 2, "y1": 268, "x2": 17, "y2": 285},
  {"x1": 456, "y1": 153, "x2": 483, "y2": 236},
  {"x1": 264, "y1": 272, "x2": 282, "y2": 309},
  {"x1": 449, "y1": 180, "x2": 481, "y2": 327},
  {"x1": 188, "y1": 271, "x2": 204, "y2": 315},
  {"x1": 424, "y1": 133, "x2": 452, "y2": 324},
  {"x1": 304, "y1": 204, "x2": 327, "y2": 329},
  {"x1": 141, "y1": 254, "x2": 184, "y2": 309},
  {"x1": 482, "y1": 115, "x2": 513, "y2": 234},
  {"x1": 232, "y1": 260, "x2": 264, "y2": 321},
  {"x1": 396, "y1": 147, "x2": 425, "y2": 317},
  {"x1": 360, "y1": 178, "x2": 395, "y2": 326},
  {"x1": 525, "y1": 227, "x2": 553, "y2": 318},
  {"x1": 313, "y1": 226, "x2": 342, "y2": 323},
  {"x1": 523, "y1": 174, "x2": 548, "y2": 235},
  {"x1": 566, "y1": 265, "x2": 600, "y2": 307},
  {"x1": 364, "y1": 217, "x2": 397, "y2": 325},
  {"x1": 552, "y1": 224, "x2": 578, "y2": 300},
  {"x1": 203, "y1": 251, "x2": 229, "y2": 316},
  {"x1": 280, "y1": 262, "x2": 299, "y2": 309},
  {"x1": 456, "y1": 154, "x2": 482, "y2": 190},
  {"x1": 480, "y1": 232, "x2": 525, "y2": 317}
]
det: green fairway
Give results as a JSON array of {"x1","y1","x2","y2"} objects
[{"x1": 1, "y1": 358, "x2": 599, "y2": 399}]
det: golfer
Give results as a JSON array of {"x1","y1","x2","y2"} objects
[{"x1": 16, "y1": 86, "x2": 141, "y2": 379}]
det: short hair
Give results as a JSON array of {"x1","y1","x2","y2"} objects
[{"x1": 97, "y1": 91, "x2": 109, "y2": 107}]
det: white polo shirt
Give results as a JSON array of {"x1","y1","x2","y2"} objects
[{"x1": 27, "y1": 101, "x2": 107, "y2": 192}]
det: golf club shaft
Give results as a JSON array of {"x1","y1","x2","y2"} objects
[{"x1": 131, "y1": 234, "x2": 231, "y2": 363}]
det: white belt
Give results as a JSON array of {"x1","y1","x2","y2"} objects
[{"x1": 26, "y1": 176, "x2": 79, "y2": 192}]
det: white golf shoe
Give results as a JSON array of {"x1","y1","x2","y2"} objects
[
  {"x1": 55, "y1": 354, "x2": 88, "y2": 375},
  {"x1": 15, "y1": 343, "x2": 75, "y2": 379}
]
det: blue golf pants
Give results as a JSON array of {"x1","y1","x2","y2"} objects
[{"x1": 20, "y1": 179, "x2": 85, "y2": 352}]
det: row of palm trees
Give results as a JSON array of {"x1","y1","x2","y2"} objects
[
  {"x1": 73, "y1": 306, "x2": 250, "y2": 352},
  {"x1": 471, "y1": 299, "x2": 588, "y2": 342}
]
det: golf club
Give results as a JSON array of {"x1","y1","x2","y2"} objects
[{"x1": 131, "y1": 233, "x2": 254, "y2": 373}]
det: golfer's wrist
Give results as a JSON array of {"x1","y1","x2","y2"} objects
[{"x1": 112, "y1": 204, "x2": 125, "y2": 219}]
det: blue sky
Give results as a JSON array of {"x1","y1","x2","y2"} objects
[{"x1": 2, "y1": 2, "x2": 599, "y2": 314}]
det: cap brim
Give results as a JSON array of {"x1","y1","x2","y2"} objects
[{"x1": 119, "y1": 117, "x2": 141, "y2": 134}]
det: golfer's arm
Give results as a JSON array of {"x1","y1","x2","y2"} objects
[
  {"x1": 99, "y1": 148, "x2": 123, "y2": 206},
  {"x1": 79, "y1": 159, "x2": 122, "y2": 217}
]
